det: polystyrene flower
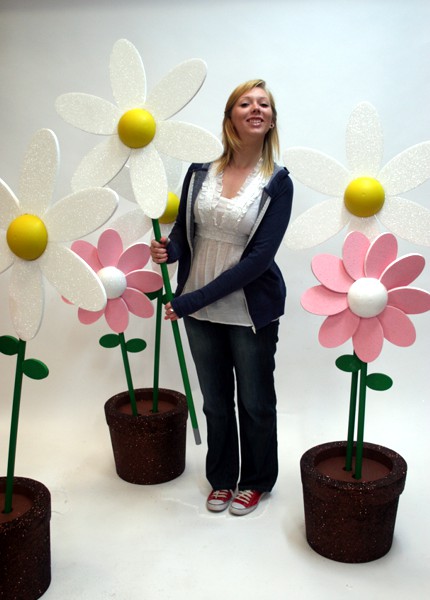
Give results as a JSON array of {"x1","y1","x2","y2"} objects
[
  {"x1": 109, "y1": 155, "x2": 182, "y2": 246},
  {"x1": 71, "y1": 229, "x2": 163, "y2": 333},
  {"x1": 0, "y1": 129, "x2": 118, "y2": 341},
  {"x1": 284, "y1": 102, "x2": 430, "y2": 249},
  {"x1": 301, "y1": 231, "x2": 430, "y2": 362},
  {"x1": 55, "y1": 38, "x2": 222, "y2": 219}
]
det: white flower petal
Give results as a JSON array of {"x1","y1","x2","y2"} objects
[
  {"x1": 346, "y1": 102, "x2": 383, "y2": 176},
  {"x1": 55, "y1": 93, "x2": 120, "y2": 134},
  {"x1": 378, "y1": 197, "x2": 430, "y2": 246},
  {"x1": 110, "y1": 39, "x2": 146, "y2": 111},
  {"x1": 19, "y1": 129, "x2": 58, "y2": 215},
  {"x1": 0, "y1": 236, "x2": 14, "y2": 273},
  {"x1": 9, "y1": 261, "x2": 44, "y2": 341},
  {"x1": 284, "y1": 198, "x2": 348, "y2": 249},
  {"x1": 44, "y1": 188, "x2": 118, "y2": 241},
  {"x1": 146, "y1": 59, "x2": 207, "y2": 120},
  {"x1": 110, "y1": 208, "x2": 152, "y2": 247},
  {"x1": 0, "y1": 178, "x2": 20, "y2": 228},
  {"x1": 40, "y1": 245, "x2": 106, "y2": 310},
  {"x1": 346, "y1": 215, "x2": 381, "y2": 239},
  {"x1": 162, "y1": 153, "x2": 184, "y2": 190},
  {"x1": 378, "y1": 142, "x2": 430, "y2": 195},
  {"x1": 283, "y1": 148, "x2": 350, "y2": 196},
  {"x1": 129, "y1": 146, "x2": 167, "y2": 219},
  {"x1": 155, "y1": 121, "x2": 222, "y2": 163},
  {"x1": 109, "y1": 163, "x2": 135, "y2": 201},
  {"x1": 71, "y1": 136, "x2": 130, "y2": 191}
]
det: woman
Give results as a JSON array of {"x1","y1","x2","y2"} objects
[{"x1": 151, "y1": 79, "x2": 293, "y2": 516}]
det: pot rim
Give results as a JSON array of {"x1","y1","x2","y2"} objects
[
  {"x1": 0, "y1": 476, "x2": 51, "y2": 531},
  {"x1": 300, "y1": 440, "x2": 407, "y2": 493},
  {"x1": 104, "y1": 387, "x2": 188, "y2": 422}
]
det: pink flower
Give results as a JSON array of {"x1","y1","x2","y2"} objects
[
  {"x1": 71, "y1": 229, "x2": 162, "y2": 333},
  {"x1": 301, "y1": 231, "x2": 430, "y2": 362}
]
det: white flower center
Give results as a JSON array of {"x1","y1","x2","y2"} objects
[
  {"x1": 98, "y1": 266, "x2": 127, "y2": 299},
  {"x1": 347, "y1": 277, "x2": 388, "y2": 318}
]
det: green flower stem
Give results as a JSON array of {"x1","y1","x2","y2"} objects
[
  {"x1": 119, "y1": 332, "x2": 138, "y2": 417},
  {"x1": 345, "y1": 367, "x2": 359, "y2": 472},
  {"x1": 354, "y1": 360, "x2": 368, "y2": 480},
  {"x1": 3, "y1": 339, "x2": 26, "y2": 514},
  {"x1": 152, "y1": 218, "x2": 201, "y2": 445},
  {"x1": 152, "y1": 290, "x2": 163, "y2": 413}
]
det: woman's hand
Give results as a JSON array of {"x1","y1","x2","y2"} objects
[
  {"x1": 150, "y1": 237, "x2": 168, "y2": 264},
  {"x1": 164, "y1": 302, "x2": 179, "y2": 321}
]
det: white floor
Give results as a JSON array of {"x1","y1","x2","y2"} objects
[{"x1": 6, "y1": 395, "x2": 428, "y2": 600}]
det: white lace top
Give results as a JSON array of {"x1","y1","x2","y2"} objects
[{"x1": 183, "y1": 161, "x2": 269, "y2": 325}]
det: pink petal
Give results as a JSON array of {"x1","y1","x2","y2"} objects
[
  {"x1": 388, "y1": 287, "x2": 430, "y2": 314},
  {"x1": 353, "y1": 317, "x2": 384, "y2": 362},
  {"x1": 117, "y1": 243, "x2": 151, "y2": 274},
  {"x1": 380, "y1": 254, "x2": 425, "y2": 289},
  {"x1": 126, "y1": 270, "x2": 163, "y2": 294},
  {"x1": 301, "y1": 285, "x2": 348, "y2": 316},
  {"x1": 342, "y1": 231, "x2": 370, "y2": 280},
  {"x1": 105, "y1": 297, "x2": 129, "y2": 333},
  {"x1": 311, "y1": 254, "x2": 354, "y2": 292},
  {"x1": 365, "y1": 233, "x2": 397, "y2": 278},
  {"x1": 318, "y1": 309, "x2": 360, "y2": 347},
  {"x1": 122, "y1": 287, "x2": 155, "y2": 318},
  {"x1": 71, "y1": 240, "x2": 102, "y2": 272},
  {"x1": 78, "y1": 307, "x2": 104, "y2": 325},
  {"x1": 378, "y1": 306, "x2": 416, "y2": 347},
  {"x1": 98, "y1": 229, "x2": 123, "y2": 267}
]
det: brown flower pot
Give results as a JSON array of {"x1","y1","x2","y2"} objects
[
  {"x1": 0, "y1": 477, "x2": 51, "y2": 599},
  {"x1": 300, "y1": 441, "x2": 407, "y2": 563},
  {"x1": 104, "y1": 388, "x2": 188, "y2": 485}
]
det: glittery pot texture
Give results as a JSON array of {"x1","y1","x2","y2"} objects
[
  {"x1": 300, "y1": 441, "x2": 407, "y2": 563},
  {"x1": 104, "y1": 388, "x2": 188, "y2": 485},
  {"x1": 0, "y1": 477, "x2": 51, "y2": 600}
]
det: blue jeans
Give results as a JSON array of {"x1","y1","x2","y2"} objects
[{"x1": 184, "y1": 317, "x2": 279, "y2": 492}]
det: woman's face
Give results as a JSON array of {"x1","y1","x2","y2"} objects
[{"x1": 230, "y1": 87, "x2": 273, "y2": 142}]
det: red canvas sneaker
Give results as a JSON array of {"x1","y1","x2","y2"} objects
[
  {"x1": 206, "y1": 489, "x2": 234, "y2": 512},
  {"x1": 229, "y1": 490, "x2": 266, "y2": 516}
]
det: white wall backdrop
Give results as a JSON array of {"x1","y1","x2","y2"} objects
[{"x1": 1, "y1": 0, "x2": 429, "y2": 507}]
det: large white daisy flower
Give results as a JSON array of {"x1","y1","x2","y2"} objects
[
  {"x1": 108, "y1": 154, "x2": 182, "y2": 246},
  {"x1": 0, "y1": 129, "x2": 118, "y2": 341},
  {"x1": 55, "y1": 38, "x2": 222, "y2": 219},
  {"x1": 283, "y1": 102, "x2": 430, "y2": 249}
]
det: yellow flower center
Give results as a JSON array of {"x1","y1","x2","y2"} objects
[
  {"x1": 343, "y1": 177, "x2": 385, "y2": 218},
  {"x1": 159, "y1": 191, "x2": 180, "y2": 224},
  {"x1": 6, "y1": 214, "x2": 48, "y2": 260},
  {"x1": 117, "y1": 108, "x2": 156, "y2": 149}
]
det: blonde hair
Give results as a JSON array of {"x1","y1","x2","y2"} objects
[{"x1": 216, "y1": 79, "x2": 279, "y2": 177}]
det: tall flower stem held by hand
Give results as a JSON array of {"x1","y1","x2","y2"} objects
[
  {"x1": 151, "y1": 289, "x2": 164, "y2": 414},
  {"x1": 152, "y1": 218, "x2": 201, "y2": 445}
]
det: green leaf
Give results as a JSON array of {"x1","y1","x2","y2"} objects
[
  {"x1": 146, "y1": 290, "x2": 162, "y2": 301},
  {"x1": 335, "y1": 354, "x2": 362, "y2": 373},
  {"x1": 0, "y1": 335, "x2": 19, "y2": 356},
  {"x1": 126, "y1": 338, "x2": 147, "y2": 353},
  {"x1": 366, "y1": 373, "x2": 393, "y2": 391},
  {"x1": 99, "y1": 334, "x2": 121, "y2": 348},
  {"x1": 22, "y1": 359, "x2": 49, "y2": 380}
]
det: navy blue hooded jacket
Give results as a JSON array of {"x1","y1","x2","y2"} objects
[{"x1": 166, "y1": 162, "x2": 293, "y2": 330}]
